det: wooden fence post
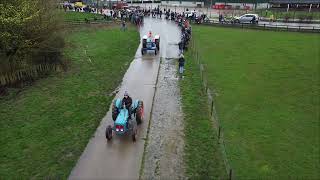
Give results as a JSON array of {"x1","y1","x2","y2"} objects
[
  {"x1": 197, "y1": 53, "x2": 200, "y2": 64},
  {"x1": 229, "y1": 169, "x2": 233, "y2": 180},
  {"x1": 218, "y1": 126, "x2": 221, "y2": 141},
  {"x1": 201, "y1": 69, "x2": 204, "y2": 83},
  {"x1": 210, "y1": 99, "x2": 214, "y2": 116},
  {"x1": 205, "y1": 83, "x2": 208, "y2": 93}
]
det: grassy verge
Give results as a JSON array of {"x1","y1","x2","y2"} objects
[
  {"x1": 64, "y1": 11, "x2": 104, "y2": 22},
  {"x1": 0, "y1": 26, "x2": 139, "y2": 178},
  {"x1": 215, "y1": 10, "x2": 320, "y2": 20},
  {"x1": 256, "y1": 10, "x2": 320, "y2": 20},
  {"x1": 191, "y1": 26, "x2": 319, "y2": 179},
  {"x1": 180, "y1": 54, "x2": 227, "y2": 179}
]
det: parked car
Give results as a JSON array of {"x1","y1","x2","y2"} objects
[{"x1": 233, "y1": 14, "x2": 259, "y2": 24}]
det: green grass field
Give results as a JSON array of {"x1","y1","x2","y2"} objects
[
  {"x1": 64, "y1": 11, "x2": 104, "y2": 22},
  {"x1": 189, "y1": 26, "x2": 320, "y2": 179},
  {"x1": 0, "y1": 26, "x2": 139, "y2": 178},
  {"x1": 180, "y1": 56, "x2": 227, "y2": 179},
  {"x1": 256, "y1": 10, "x2": 320, "y2": 20}
]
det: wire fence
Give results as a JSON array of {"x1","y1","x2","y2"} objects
[
  {"x1": 190, "y1": 38, "x2": 235, "y2": 180},
  {"x1": 64, "y1": 19, "x2": 114, "y2": 25},
  {"x1": 254, "y1": 9, "x2": 320, "y2": 22},
  {"x1": 200, "y1": 20, "x2": 320, "y2": 33},
  {"x1": 0, "y1": 63, "x2": 64, "y2": 87}
]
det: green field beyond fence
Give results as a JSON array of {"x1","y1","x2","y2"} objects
[
  {"x1": 189, "y1": 26, "x2": 320, "y2": 179},
  {"x1": 256, "y1": 10, "x2": 320, "y2": 20},
  {"x1": 64, "y1": 11, "x2": 104, "y2": 22}
]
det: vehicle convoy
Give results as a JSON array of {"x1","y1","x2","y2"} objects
[
  {"x1": 141, "y1": 31, "x2": 160, "y2": 55},
  {"x1": 233, "y1": 14, "x2": 259, "y2": 24},
  {"x1": 105, "y1": 97, "x2": 144, "y2": 142}
]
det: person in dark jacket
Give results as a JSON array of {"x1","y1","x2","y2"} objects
[
  {"x1": 178, "y1": 41, "x2": 184, "y2": 54},
  {"x1": 178, "y1": 54, "x2": 185, "y2": 74},
  {"x1": 251, "y1": 15, "x2": 256, "y2": 24},
  {"x1": 122, "y1": 91, "x2": 132, "y2": 119},
  {"x1": 121, "y1": 20, "x2": 126, "y2": 31}
]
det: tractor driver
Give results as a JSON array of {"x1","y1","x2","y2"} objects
[
  {"x1": 122, "y1": 91, "x2": 133, "y2": 119},
  {"x1": 148, "y1": 31, "x2": 153, "y2": 39},
  {"x1": 147, "y1": 31, "x2": 154, "y2": 43}
]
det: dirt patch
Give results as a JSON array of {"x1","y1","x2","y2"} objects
[{"x1": 141, "y1": 57, "x2": 185, "y2": 179}]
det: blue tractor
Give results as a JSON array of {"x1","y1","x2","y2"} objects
[
  {"x1": 141, "y1": 34, "x2": 160, "y2": 55},
  {"x1": 105, "y1": 98, "x2": 144, "y2": 142}
]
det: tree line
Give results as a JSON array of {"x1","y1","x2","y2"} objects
[{"x1": 0, "y1": 0, "x2": 64, "y2": 93}]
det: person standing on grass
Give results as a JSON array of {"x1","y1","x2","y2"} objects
[
  {"x1": 121, "y1": 20, "x2": 126, "y2": 31},
  {"x1": 178, "y1": 54, "x2": 185, "y2": 74}
]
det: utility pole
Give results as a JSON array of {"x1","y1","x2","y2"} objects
[
  {"x1": 210, "y1": 0, "x2": 212, "y2": 17},
  {"x1": 254, "y1": 0, "x2": 257, "y2": 11},
  {"x1": 309, "y1": 4, "x2": 312, "y2": 12}
]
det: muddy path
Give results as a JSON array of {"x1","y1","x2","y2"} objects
[
  {"x1": 141, "y1": 56, "x2": 185, "y2": 179},
  {"x1": 69, "y1": 17, "x2": 182, "y2": 179}
]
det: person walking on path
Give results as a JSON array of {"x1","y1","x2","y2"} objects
[
  {"x1": 178, "y1": 54, "x2": 185, "y2": 74},
  {"x1": 178, "y1": 40, "x2": 184, "y2": 55}
]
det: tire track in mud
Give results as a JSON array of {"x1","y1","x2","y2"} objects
[{"x1": 141, "y1": 56, "x2": 185, "y2": 179}]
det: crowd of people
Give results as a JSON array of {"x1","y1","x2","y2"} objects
[
  {"x1": 177, "y1": 18, "x2": 192, "y2": 76},
  {"x1": 138, "y1": 6, "x2": 193, "y2": 76},
  {"x1": 63, "y1": 4, "x2": 196, "y2": 75}
]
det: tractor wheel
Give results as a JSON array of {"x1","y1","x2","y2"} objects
[
  {"x1": 136, "y1": 101, "x2": 144, "y2": 125},
  {"x1": 106, "y1": 125, "x2": 113, "y2": 141},
  {"x1": 112, "y1": 102, "x2": 118, "y2": 121}
]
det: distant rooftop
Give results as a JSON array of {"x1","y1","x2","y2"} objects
[{"x1": 270, "y1": 0, "x2": 320, "y2": 3}]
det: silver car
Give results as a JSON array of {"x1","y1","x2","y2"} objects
[{"x1": 234, "y1": 14, "x2": 259, "y2": 24}]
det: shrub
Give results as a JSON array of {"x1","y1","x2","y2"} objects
[{"x1": 0, "y1": 0, "x2": 64, "y2": 87}]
